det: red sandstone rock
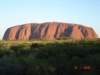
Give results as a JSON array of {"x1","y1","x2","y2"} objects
[{"x1": 3, "y1": 22, "x2": 97, "y2": 40}]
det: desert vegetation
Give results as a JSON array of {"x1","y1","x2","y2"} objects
[{"x1": 0, "y1": 39, "x2": 100, "y2": 75}]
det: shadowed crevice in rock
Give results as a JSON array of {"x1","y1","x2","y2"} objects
[
  {"x1": 54, "y1": 23, "x2": 60, "y2": 38},
  {"x1": 3, "y1": 28, "x2": 11, "y2": 40},
  {"x1": 63, "y1": 25, "x2": 73, "y2": 37},
  {"x1": 15, "y1": 26, "x2": 23, "y2": 40}
]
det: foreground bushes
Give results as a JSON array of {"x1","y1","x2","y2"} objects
[{"x1": 0, "y1": 40, "x2": 100, "y2": 75}]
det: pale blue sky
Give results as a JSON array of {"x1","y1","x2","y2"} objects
[{"x1": 0, "y1": 0, "x2": 100, "y2": 39}]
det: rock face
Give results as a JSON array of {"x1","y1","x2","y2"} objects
[{"x1": 3, "y1": 22, "x2": 97, "y2": 40}]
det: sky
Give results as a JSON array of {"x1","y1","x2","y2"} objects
[{"x1": 0, "y1": 0, "x2": 100, "y2": 39}]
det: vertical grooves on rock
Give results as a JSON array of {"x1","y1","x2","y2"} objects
[
  {"x1": 54, "y1": 23, "x2": 60, "y2": 38},
  {"x1": 63, "y1": 25, "x2": 73, "y2": 37},
  {"x1": 43, "y1": 23, "x2": 49, "y2": 40},
  {"x1": 31, "y1": 24, "x2": 40, "y2": 39},
  {"x1": 3, "y1": 28, "x2": 11, "y2": 40},
  {"x1": 3, "y1": 22, "x2": 97, "y2": 40},
  {"x1": 39, "y1": 24, "x2": 48, "y2": 39},
  {"x1": 15, "y1": 26, "x2": 23, "y2": 40},
  {"x1": 29, "y1": 24, "x2": 33, "y2": 40}
]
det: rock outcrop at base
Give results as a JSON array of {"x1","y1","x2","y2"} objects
[{"x1": 3, "y1": 22, "x2": 97, "y2": 40}]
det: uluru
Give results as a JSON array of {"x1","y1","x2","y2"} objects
[{"x1": 3, "y1": 22, "x2": 97, "y2": 40}]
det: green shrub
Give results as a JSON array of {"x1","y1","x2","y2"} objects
[{"x1": 0, "y1": 40, "x2": 99, "y2": 75}]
